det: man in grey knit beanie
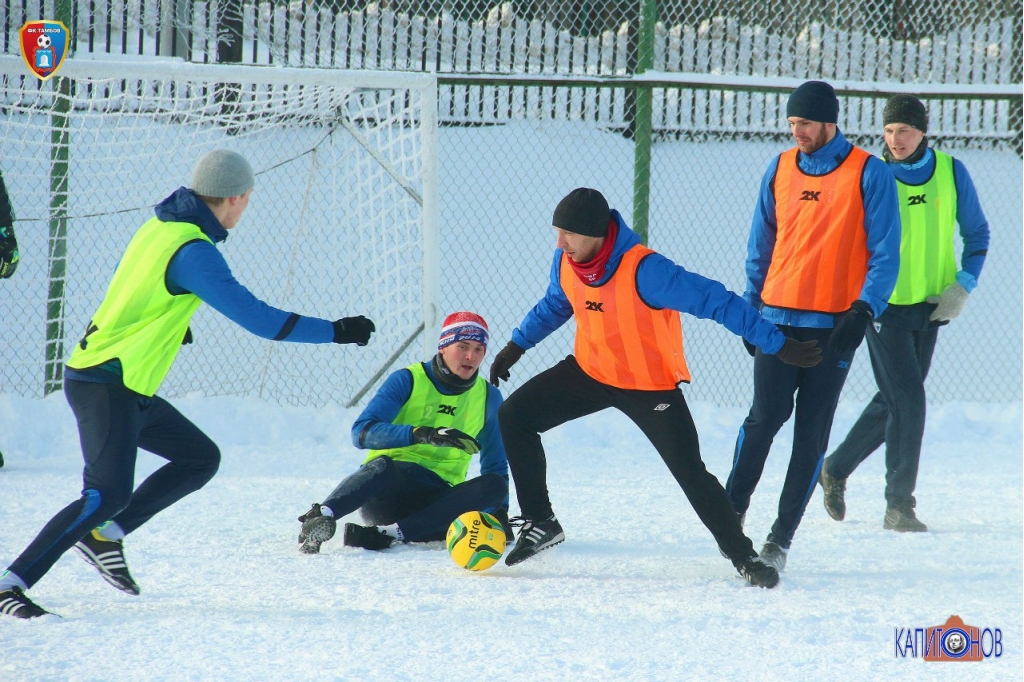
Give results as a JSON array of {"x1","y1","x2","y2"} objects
[
  {"x1": 191, "y1": 149, "x2": 255, "y2": 199},
  {"x1": 0, "y1": 147, "x2": 376, "y2": 619}
]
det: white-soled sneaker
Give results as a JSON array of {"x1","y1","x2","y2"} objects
[
  {"x1": 0, "y1": 587, "x2": 54, "y2": 619},
  {"x1": 74, "y1": 529, "x2": 140, "y2": 595},
  {"x1": 504, "y1": 515, "x2": 565, "y2": 566}
]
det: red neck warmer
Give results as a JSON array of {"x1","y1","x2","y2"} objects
[{"x1": 567, "y1": 220, "x2": 617, "y2": 284}]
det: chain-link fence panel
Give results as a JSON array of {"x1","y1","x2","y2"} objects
[
  {"x1": 3, "y1": 2, "x2": 1020, "y2": 84},
  {"x1": 0, "y1": 58, "x2": 438, "y2": 406},
  {"x1": 1, "y1": 1, "x2": 1020, "y2": 409},
  {"x1": 434, "y1": 81, "x2": 1022, "y2": 406}
]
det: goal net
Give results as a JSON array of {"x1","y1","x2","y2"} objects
[{"x1": 0, "y1": 56, "x2": 439, "y2": 407}]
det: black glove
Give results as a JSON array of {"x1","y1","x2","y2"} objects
[
  {"x1": 333, "y1": 315, "x2": 375, "y2": 346},
  {"x1": 742, "y1": 338, "x2": 757, "y2": 357},
  {"x1": 182, "y1": 327, "x2": 193, "y2": 345},
  {"x1": 828, "y1": 300, "x2": 873, "y2": 353},
  {"x1": 412, "y1": 426, "x2": 481, "y2": 454},
  {"x1": 0, "y1": 225, "x2": 18, "y2": 279},
  {"x1": 488, "y1": 341, "x2": 525, "y2": 386},
  {"x1": 774, "y1": 337, "x2": 822, "y2": 368}
]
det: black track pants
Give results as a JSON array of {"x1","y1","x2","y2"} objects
[
  {"x1": 9, "y1": 380, "x2": 219, "y2": 588},
  {"x1": 499, "y1": 356, "x2": 756, "y2": 561},
  {"x1": 323, "y1": 456, "x2": 506, "y2": 542},
  {"x1": 826, "y1": 323, "x2": 938, "y2": 508},
  {"x1": 726, "y1": 326, "x2": 854, "y2": 549}
]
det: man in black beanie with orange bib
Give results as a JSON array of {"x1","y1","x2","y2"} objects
[
  {"x1": 489, "y1": 187, "x2": 824, "y2": 589},
  {"x1": 725, "y1": 80, "x2": 901, "y2": 573}
]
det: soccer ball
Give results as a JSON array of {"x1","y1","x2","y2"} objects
[
  {"x1": 446, "y1": 510, "x2": 505, "y2": 571},
  {"x1": 37, "y1": 35, "x2": 51, "y2": 49}
]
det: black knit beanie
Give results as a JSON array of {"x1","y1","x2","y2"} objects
[
  {"x1": 882, "y1": 94, "x2": 928, "y2": 133},
  {"x1": 786, "y1": 81, "x2": 839, "y2": 124},
  {"x1": 552, "y1": 188, "x2": 610, "y2": 238}
]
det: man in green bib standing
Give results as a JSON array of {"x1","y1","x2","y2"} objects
[
  {"x1": 819, "y1": 95, "x2": 990, "y2": 532},
  {"x1": 0, "y1": 150, "x2": 375, "y2": 619}
]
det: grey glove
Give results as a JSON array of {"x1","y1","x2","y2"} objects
[
  {"x1": 927, "y1": 282, "x2": 969, "y2": 322},
  {"x1": 412, "y1": 426, "x2": 481, "y2": 454}
]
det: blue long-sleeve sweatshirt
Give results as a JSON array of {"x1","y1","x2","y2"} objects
[
  {"x1": 161, "y1": 188, "x2": 335, "y2": 341},
  {"x1": 889, "y1": 147, "x2": 989, "y2": 292},
  {"x1": 744, "y1": 129, "x2": 901, "y2": 327},
  {"x1": 66, "y1": 188, "x2": 334, "y2": 384},
  {"x1": 510, "y1": 210, "x2": 788, "y2": 357},
  {"x1": 351, "y1": 360, "x2": 508, "y2": 498}
]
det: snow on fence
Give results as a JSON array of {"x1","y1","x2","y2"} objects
[
  {"x1": 1, "y1": 2, "x2": 1018, "y2": 139},
  {"x1": 2, "y1": 1, "x2": 1018, "y2": 85}
]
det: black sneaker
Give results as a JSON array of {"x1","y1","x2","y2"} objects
[
  {"x1": 343, "y1": 523, "x2": 396, "y2": 551},
  {"x1": 734, "y1": 556, "x2": 780, "y2": 588},
  {"x1": 297, "y1": 503, "x2": 337, "y2": 552},
  {"x1": 759, "y1": 540, "x2": 788, "y2": 572},
  {"x1": 504, "y1": 515, "x2": 565, "y2": 566},
  {"x1": 74, "y1": 530, "x2": 140, "y2": 596},
  {"x1": 819, "y1": 460, "x2": 846, "y2": 521},
  {"x1": 0, "y1": 587, "x2": 53, "y2": 619},
  {"x1": 297, "y1": 503, "x2": 324, "y2": 540},
  {"x1": 884, "y1": 506, "x2": 928, "y2": 532},
  {"x1": 299, "y1": 516, "x2": 337, "y2": 554}
]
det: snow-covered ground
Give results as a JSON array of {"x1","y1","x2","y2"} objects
[
  {"x1": 0, "y1": 47, "x2": 1020, "y2": 681},
  {"x1": 0, "y1": 391, "x2": 1020, "y2": 680}
]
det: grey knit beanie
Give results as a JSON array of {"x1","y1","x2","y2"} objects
[
  {"x1": 786, "y1": 81, "x2": 839, "y2": 124},
  {"x1": 552, "y1": 188, "x2": 611, "y2": 238},
  {"x1": 191, "y1": 150, "x2": 255, "y2": 198},
  {"x1": 882, "y1": 94, "x2": 929, "y2": 133}
]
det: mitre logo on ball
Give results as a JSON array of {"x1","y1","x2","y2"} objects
[
  {"x1": 19, "y1": 20, "x2": 70, "y2": 81},
  {"x1": 446, "y1": 510, "x2": 505, "y2": 571}
]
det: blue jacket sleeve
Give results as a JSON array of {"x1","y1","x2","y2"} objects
[
  {"x1": 350, "y1": 369, "x2": 416, "y2": 450},
  {"x1": 744, "y1": 157, "x2": 780, "y2": 309},
  {"x1": 510, "y1": 251, "x2": 575, "y2": 350},
  {"x1": 952, "y1": 159, "x2": 990, "y2": 291},
  {"x1": 476, "y1": 384, "x2": 510, "y2": 506},
  {"x1": 168, "y1": 241, "x2": 334, "y2": 343},
  {"x1": 640, "y1": 253, "x2": 786, "y2": 354},
  {"x1": 857, "y1": 157, "x2": 901, "y2": 317}
]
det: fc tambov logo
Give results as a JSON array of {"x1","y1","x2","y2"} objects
[{"x1": 19, "y1": 20, "x2": 70, "y2": 81}]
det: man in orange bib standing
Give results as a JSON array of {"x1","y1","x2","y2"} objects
[
  {"x1": 489, "y1": 188, "x2": 823, "y2": 588},
  {"x1": 725, "y1": 81, "x2": 901, "y2": 573}
]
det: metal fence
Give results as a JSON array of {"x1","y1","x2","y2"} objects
[
  {"x1": 2, "y1": 1, "x2": 1020, "y2": 81},
  {"x1": 427, "y1": 80, "x2": 1022, "y2": 406},
  {"x1": 2, "y1": 1, "x2": 1021, "y2": 406},
  {"x1": 5, "y1": 2, "x2": 1020, "y2": 144}
]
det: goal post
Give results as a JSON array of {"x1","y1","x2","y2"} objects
[{"x1": 0, "y1": 55, "x2": 439, "y2": 408}]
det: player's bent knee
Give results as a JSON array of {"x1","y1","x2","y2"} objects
[
  {"x1": 85, "y1": 487, "x2": 132, "y2": 521},
  {"x1": 476, "y1": 473, "x2": 506, "y2": 503}
]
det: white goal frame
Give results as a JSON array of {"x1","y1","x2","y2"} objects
[{"x1": 0, "y1": 55, "x2": 439, "y2": 407}]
